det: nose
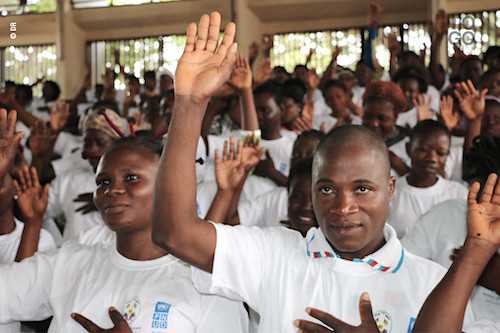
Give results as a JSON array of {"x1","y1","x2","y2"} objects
[
  {"x1": 330, "y1": 192, "x2": 358, "y2": 216},
  {"x1": 425, "y1": 149, "x2": 438, "y2": 163},
  {"x1": 105, "y1": 180, "x2": 125, "y2": 196}
]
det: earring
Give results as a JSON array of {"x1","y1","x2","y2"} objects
[{"x1": 14, "y1": 194, "x2": 18, "y2": 200}]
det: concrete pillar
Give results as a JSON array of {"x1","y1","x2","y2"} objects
[
  {"x1": 233, "y1": 0, "x2": 263, "y2": 62},
  {"x1": 56, "y1": 0, "x2": 86, "y2": 99}
]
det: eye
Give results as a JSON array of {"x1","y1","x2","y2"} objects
[
  {"x1": 125, "y1": 174, "x2": 139, "y2": 181},
  {"x1": 354, "y1": 186, "x2": 371, "y2": 194},
  {"x1": 96, "y1": 178, "x2": 110, "y2": 186},
  {"x1": 319, "y1": 186, "x2": 333, "y2": 195}
]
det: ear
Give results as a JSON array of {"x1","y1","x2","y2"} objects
[{"x1": 388, "y1": 176, "x2": 396, "y2": 200}]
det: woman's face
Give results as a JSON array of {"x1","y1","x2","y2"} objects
[
  {"x1": 82, "y1": 130, "x2": 114, "y2": 169},
  {"x1": 94, "y1": 146, "x2": 159, "y2": 233}
]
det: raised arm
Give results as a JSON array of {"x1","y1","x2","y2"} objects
[
  {"x1": 0, "y1": 109, "x2": 24, "y2": 186},
  {"x1": 152, "y1": 12, "x2": 237, "y2": 273},
  {"x1": 429, "y1": 9, "x2": 448, "y2": 90},
  {"x1": 413, "y1": 173, "x2": 500, "y2": 332}
]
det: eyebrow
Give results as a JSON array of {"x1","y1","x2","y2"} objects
[
  {"x1": 96, "y1": 167, "x2": 136, "y2": 178},
  {"x1": 315, "y1": 178, "x2": 376, "y2": 184}
]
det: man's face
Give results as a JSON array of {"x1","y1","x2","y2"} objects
[
  {"x1": 324, "y1": 86, "x2": 347, "y2": 116},
  {"x1": 312, "y1": 143, "x2": 395, "y2": 260},
  {"x1": 407, "y1": 131, "x2": 450, "y2": 181},
  {"x1": 362, "y1": 100, "x2": 397, "y2": 139}
]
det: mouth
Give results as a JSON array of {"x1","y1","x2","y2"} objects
[
  {"x1": 330, "y1": 222, "x2": 362, "y2": 235},
  {"x1": 104, "y1": 204, "x2": 130, "y2": 214},
  {"x1": 297, "y1": 216, "x2": 317, "y2": 225}
]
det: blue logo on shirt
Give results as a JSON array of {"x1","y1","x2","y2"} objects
[
  {"x1": 152, "y1": 302, "x2": 170, "y2": 329},
  {"x1": 407, "y1": 317, "x2": 416, "y2": 332},
  {"x1": 279, "y1": 163, "x2": 287, "y2": 175}
]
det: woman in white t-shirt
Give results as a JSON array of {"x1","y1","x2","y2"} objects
[
  {"x1": 0, "y1": 136, "x2": 248, "y2": 332},
  {"x1": 388, "y1": 120, "x2": 468, "y2": 238}
]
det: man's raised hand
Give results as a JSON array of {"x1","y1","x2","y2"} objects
[{"x1": 174, "y1": 12, "x2": 237, "y2": 103}]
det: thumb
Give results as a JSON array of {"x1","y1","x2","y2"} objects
[
  {"x1": 358, "y1": 292, "x2": 376, "y2": 326},
  {"x1": 320, "y1": 122, "x2": 326, "y2": 133},
  {"x1": 479, "y1": 88, "x2": 488, "y2": 100},
  {"x1": 265, "y1": 150, "x2": 271, "y2": 160},
  {"x1": 220, "y1": 43, "x2": 238, "y2": 78},
  {"x1": 108, "y1": 306, "x2": 127, "y2": 327}
]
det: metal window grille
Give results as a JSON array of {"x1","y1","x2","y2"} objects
[{"x1": 1, "y1": 44, "x2": 57, "y2": 97}]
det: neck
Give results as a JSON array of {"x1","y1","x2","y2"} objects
[
  {"x1": 262, "y1": 127, "x2": 282, "y2": 140},
  {"x1": 331, "y1": 108, "x2": 348, "y2": 118},
  {"x1": 0, "y1": 209, "x2": 16, "y2": 235},
  {"x1": 116, "y1": 228, "x2": 168, "y2": 261},
  {"x1": 332, "y1": 235, "x2": 386, "y2": 261},
  {"x1": 406, "y1": 172, "x2": 439, "y2": 188}
]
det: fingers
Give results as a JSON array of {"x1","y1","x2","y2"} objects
[
  {"x1": 228, "y1": 136, "x2": 235, "y2": 160},
  {"x1": 478, "y1": 173, "x2": 498, "y2": 203},
  {"x1": 214, "y1": 149, "x2": 220, "y2": 165},
  {"x1": 468, "y1": 181, "x2": 481, "y2": 205},
  {"x1": 294, "y1": 319, "x2": 333, "y2": 333},
  {"x1": 358, "y1": 292, "x2": 376, "y2": 327},
  {"x1": 217, "y1": 22, "x2": 236, "y2": 58},
  {"x1": 0, "y1": 109, "x2": 7, "y2": 137},
  {"x1": 205, "y1": 11, "x2": 221, "y2": 53},
  {"x1": 41, "y1": 183, "x2": 50, "y2": 202},
  {"x1": 235, "y1": 139, "x2": 243, "y2": 161},
  {"x1": 13, "y1": 179, "x2": 21, "y2": 197},
  {"x1": 305, "y1": 307, "x2": 347, "y2": 331},
  {"x1": 108, "y1": 306, "x2": 126, "y2": 327},
  {"x1": 222, "y1": 140, "x2": 228, "y2": 162},
  {"x1": 30, "y1": 166, "x2": 40, "y2": 187},
  {"x1": 71, "y1": 312, "x2": 102, "y2": 332},
  {"x1": 491, "y1": 174, "x2": 500, "y2": 205},
  {"x1": 195, "y1": 13, "x2": 210, "y2": 51},
  {"x1": 7, "y1": 109, "x2": 17, "y2": 138},
  {"x1": 184, "y1": 23, "x2": 197, "y2": 53}
]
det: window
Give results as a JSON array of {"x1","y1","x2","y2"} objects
[
  {"x1": 0, "y1": 0, "x2": 56, "y2": 16},
  {"x1": 72, "y1": 0, "x2": 180, "y2": 10},
  {"x1": 1, "y1": 44, "x2": 57, "y2": 97}
]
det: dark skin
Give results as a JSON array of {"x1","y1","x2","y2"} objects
[
  {"x1": 312, "y1": 143, "x2": 395, "y2": 261},
  {"x1": 323, "y1": 86, "x2": 349, "y2": 119},
  {"x1": 397, "y1": 78, "x2": 420, "y2": 111},
  {"x1": 362, "y1": 99, "x2": 398, "y2": 139},
  {"x1": 254, "y1": 92, "x2": 283, "y2": 140},
  {"x1": 405, "y1": 131, "x2": 450, "y2": 188},
  {"x1": 290, "y1": 137, "x2": 321, "y2": 168},
  {"x1": 481, "y1": 102, "x2": 500, "y2": 137},
  {"x1": 287, "y1": 173, "x2": 317, "y2": 237}
]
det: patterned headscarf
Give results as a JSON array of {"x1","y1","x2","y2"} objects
[{"x1": 82, "y1": 108, "x2": 125, "y2": 139}]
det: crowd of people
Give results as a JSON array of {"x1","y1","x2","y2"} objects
[{"x1": 0, "y1": 3, "x2": 499, "y2": 332}]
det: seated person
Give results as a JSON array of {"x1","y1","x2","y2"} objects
[
  {"x1": 387, "y1": 120, "x2": 468, "y2": 238},
  {"x1": 0, "y1": 134, "x2": 248, "y2": 332},
  {"x1": 151, "y1": 12, "x2": 474, "y2": 332},
  {"x1": 402, "y1": 134, "x2": 500, "y2": 321}
]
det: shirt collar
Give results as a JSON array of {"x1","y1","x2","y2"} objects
[{"x1": 305, "y1": 224, "x2": 405, "y2": 274}]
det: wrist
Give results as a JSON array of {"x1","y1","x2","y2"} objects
[
  {"x1": 24, "y1": 216, "x2": 44, "y2": 227},
  {"x1": 175, "y1": 95, "x2": 211, "y2": 107},
  {"x1": 463, "y1": 236, "x2": 498, "y2": 259}
]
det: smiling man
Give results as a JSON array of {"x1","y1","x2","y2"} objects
[{"x1": 152, "y1": 12, "x2": 474, "y2": 333}]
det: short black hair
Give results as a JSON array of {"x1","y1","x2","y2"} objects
[
  {"x1": 15, "y1": 84, "x2": 33, "y2": 104},
  {"x1": 409, "y1": 120, "x2": 450, "y2": 145},
  {"x1": 105, "y1": 135, "x2": 163, "y2": 159},
  {"x1": 392, "y1": 64, "x2": 429, "y2": 93},
  {"x1": 283, "y1": 78, "x2": 306, "y2": 97},
  {"x1": 463, "y1": 135, "x2": 500, "y2": 185},
  {"x1": 144, "y1": 71, "x2": 156, "y2": 80},
  {"x1": 295, "y1": 130, "x2": 326, "y2": 146},
  {"x1": 92, "y1": 99, "x2": 120, "y2": 114},
  {"x1": 322, "y1": 79, "x2": 347, "y2": 95},
  {"x1": 253, "y1": 82, "x2": 283, "y2": 105},
  {"x1": 44, "y1": 81, "x2": 61, "y2": 100},
  {"x1": 287, "y1": 157, "x2": 313, "y2": 191},
  {"x1": 483, "y1": 46, "x2": 500, "y2": 65}
]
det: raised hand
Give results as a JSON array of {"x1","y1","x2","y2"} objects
[
  {"x1": 29, "y1": 120, "x2": 52, "y2": 158},
  {"x1": 248, "y1": 41, "x2": 260, "y2": 63},
  {"x1": 262, "y1": 33, "x2": 274, "y2": 56},
  {"x1": 414, "y1": 93, "x2": 434, "y2": 121},
  {"x1": 228, "y1": 52, "x2": 253, "y2": 91},
  {"x1": 307, "y1": 69, "x2": 320, "y2": 91},
  {"x1": 454, "y1": 80, "x2": 487, "y2": 120},
  {"x1": 214, "y1": 137, "x2": 245, "y2": 191},
  {"x1": 241, "y1": 134, "x2": 264, "y2": 169},
  {"x1": 306, "y1": 48, "x2": 314, "y2": 65},
  {"x1": 0, "y1": 109, "x2": 24, "y2": 182},
  {"x1": 129, "y1": 112, "x2": 151, "y2": 132},
  {"x1": 294, "y1": 292, "x2": 379, "y2": 332},
  {"x1": 74, "y1": 192, "x2": 98, "y2": 215},
  {"x1": 368, "y1": 1, "x2": 382, "y2": 28},
  {"x1": 439, "y1": 95, "x2": 458, "y2": 130},
  {"x1": 434, "y1": 9, "x2": 449, "y2": 37},
  {"x1": 387, "y1": 33, "x2": 401, "y2": 56},
  {"x1": 13, "y1": 165, "x2": 49, "y2": 222},
  {"x1": 467, "y1": 173, "x2": 500, "y2": 249},
  {"x1": 50, "y1": 100, "x2": 70, "y2": 133},
  {"x1": 174, "y1": 12, "x2": 237, "y2": 102},
  {"x1": 72, "y1": 307, "x2": 132, "y2": 333},
  {"x1": 256, "y1": 57, "x2": 272, "y2": 84}
]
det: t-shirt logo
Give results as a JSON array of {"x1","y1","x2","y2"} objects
[
  {"x1": 374, "y1": 310, "x2": 392, "y2": 333},
  {"x1": 122, "y1": 296, "x2": 141, "y2": 325},
  {"x1": 152, "y1": 302, "x2": 171, "y2": 330}
]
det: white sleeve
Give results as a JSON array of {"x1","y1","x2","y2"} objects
[
  {"x1": 191, "y1": 223, "x2": 270, "y2": 310},
  {"x1": 45, "y1": 176, "x2": 63, "y2": 219},
  {"x1": 38, "y1": 229, "x2": 57, "y2": 252},
  {"x1": 196, "y1": 295, "x2": 249, "y2": 333},
  {"x1": 0, "y1": 249, "x2": 57, "y2": 323}
]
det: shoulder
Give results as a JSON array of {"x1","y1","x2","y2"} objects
[{"x1": 403, "y1": 249, "x2": 446, "y2": 279}]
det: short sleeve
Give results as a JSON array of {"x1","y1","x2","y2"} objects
[
  {"x1": 196, "y1": 295, "x2": 249, "y2": 333},
  {"x1": 0, "y1": 249, "x2": 58, "y2": 323},
  {"x1": 400, "y1": 216, "x2": 433, "y2": 260}
]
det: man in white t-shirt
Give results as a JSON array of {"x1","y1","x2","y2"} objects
[{"x1": 152, "y1": 15, "x2": 471, "y2": 331}]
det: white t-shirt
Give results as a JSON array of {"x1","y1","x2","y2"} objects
[
  {"x1": 238, "y1": 187, "x2": 288, "y2": 227},
  {"x1": 388, "y1": 175, "x2": 468, "y2": 238},
  {"x1": 76, "y1": 224, "x2": 115, "y2": 246},
  {"x1": 312, "y1": 114, "x2": 362, "y2": 133},
  {"x1": 0, "y1": 219, "x2": 57, "y2": 332},
  {"x1": 388, "y1": 135, "x2": 464, "y2": 181},
  {"x1": 464, "y1": 319, "x2": 500, "y2": 333},
  {"x1": 192, "y1": 223, "x2": 471, "y2": 332},
  {"x1": 45, "y1": 165, "x2": 105, "y2": 242},
  {"x1": 401, "y1": 199, "x2": 500, "y2": 322},
  {"x1": 0, "y1": 242, "x2": 249, "y2": 332}
]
